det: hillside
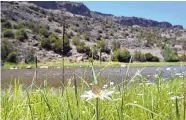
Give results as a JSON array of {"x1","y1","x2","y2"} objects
[{"x1": 1, "y1": 1, "x2": 186, "y2": 63}]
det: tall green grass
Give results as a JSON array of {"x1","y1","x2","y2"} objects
[{"x1": 1, "y1": 67, "x2": 186, "y2": 120}]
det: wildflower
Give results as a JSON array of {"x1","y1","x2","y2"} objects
[
  {"x1": 170, "y1": 96, "x2": 184, "y2": 100},
  {"x1": 115, "y1": 92, "x2": 120, "y2": 94},
  {"x1": 175, "y1": 73, "x2": 182, "y2": 76},
  {"x1": 81, "y1": 85, "x2": 114, "y2": 101},
  {"x1": 81, "y1": 90, "x2": 114, "y2": 101},
  {"x1": 133, "y1": 101, "x2": 137, "y2": 104},
  {"x1": 110, "y1": 82, "x2": 114, "y2": 86},
  {"x1": 103, "y1": 84, "x2": 108, "y2": 89},
  {"x1": 168, "y1": 91, "x2": 173, "y2": 95},
  {"x1": 89, "y1": 83, "x2": 93, "y2": 86}
]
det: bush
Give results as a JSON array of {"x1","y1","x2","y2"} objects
[
  {"x1": 15, "y1": 29, "x2": 28, "y2": 41},
  {"x1": 40, "y1": 37, "x2": 52, "y2": 50},
  {"x1": 97, "y1": 40, "x2": 111, "y2": 54},
  {"x1": 144, "y1": 53, "x2": 154, "y2": 62},
  {"x1": 13, "y1": 23, "x2": 23, "y2": 29},
  {"x1": 3, "y1": 29, "x2": 14, "y2": 38},
  {"x1": 2, "y1": 20, "x2": 12, "y2": 29},
  {"x1": 84, "y1": 33, "x2": 89, "y2": 41},
  {"x1": 162, "y1": 45, "x2": 179, "y2": 62},
  {"x1": 1, "y1": 39, "x2": 14, "y2": 61},
  {"x1": 112, "y1": 40, "x2": 120, "y2": 52},
  {"x1": 111, "y1": 48, "x2": 131, "y2": 62},
  {"x1": 133, "y1": 50, "x2": 146, "y2": 62},
  {"x1": 72, "y1": 36, "x2": 80, "y2": 45},
  {"x1": 39, "y1": 28, "x2": 50, "y2": 37},
  {"x1": 7, "y1": 52, "x2": 17, "y2": 63},
  {"x1": 179, "y1": 54, "x2": 186, "y2": 61},
  {"x1": 62, "y1": 35, "x2": 71, "y2": 55},
  {"x1": 76, "y1": 43, "x2": 91, "y2": 56}
]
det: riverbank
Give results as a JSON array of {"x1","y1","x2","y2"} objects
[{"x1": 2, "y1": 61, "x2": 186, "y2": 69}]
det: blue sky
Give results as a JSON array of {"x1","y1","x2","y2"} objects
[{"x1": 82, "y1": 1, "x2": 186, "y2": 28}]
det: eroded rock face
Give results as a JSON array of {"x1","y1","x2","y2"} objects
[
  {"x1": 29, "y1": 1, "x2": 91, "y2": 17},
  {"x1": 114, "y1": 17, "x2": 182, "y2": 29}
]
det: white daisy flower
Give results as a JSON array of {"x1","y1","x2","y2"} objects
[
  {"x1": 168, "y1": 91, "x2": 173, "y2": 95},
  {"x1": 81, "y1": 90, "x2": 114, "y2": 101},
  {"x1": 110, "y1": 82, "x2": 114, "y2": 86}
]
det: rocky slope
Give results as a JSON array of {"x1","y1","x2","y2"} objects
[{"x1": 1, "y1": 1, "x2": 186, "y2": 62}]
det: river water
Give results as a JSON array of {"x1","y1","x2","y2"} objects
[{"x1": 1, "y1": 65, "x2": 186, "y2": 88}]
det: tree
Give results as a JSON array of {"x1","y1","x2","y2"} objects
[
  {"x1": 162, "y1": 45, "x2": 179, "y2": 62},
  {"x1": 111, "y1": 48, "x2": 131, "y2": 62}
]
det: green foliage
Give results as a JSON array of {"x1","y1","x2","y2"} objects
[
  {"x1": 112, "y1": 40, "x2": 120, "y2": 52},
  {"x1": 97, "y1": 40, "x2": 111, "y2": 54},
  {"x1": 144, "y1": 53, "x2": 154, "y2": 61},
  {"x1": 3, "y1": 29, "x2": 14, "y2": 38},
  {"x1": 72, "y1": 36, "x2": 80, "y2": 45},
  {"x1": 162, "y1": 45, "x2": 179, "y2": 62},
  {"x1": 62, "y1": 35, "x2": 71, "y2": 55},
  {"x1": 111, "y1": 48, "x2": 131, "y2": 62},
  {"x1": 40, "y1": 37, "x2": 52, "y2": 50},
  {"x1": 7, "y1": 52, "x2": 17, "y2": 63},
  {"x1": 15, "y1": 29, "x2": 28, "y2": 41},
  {"x1": 39, "y1": 28, "x2": 50, "y2": 37},
  {"x1": 13, "y1": 23, "x2": 23, "y2": 29},
  {"x1": 83, "y1": 33, "x2": 89, "y2": 41},
  {"x1": 2, "y1": 20, "x2": 12, "y2": 29},
  {"x1": 133, "y1": 50, "x2": 146, "y2": 62},
  {"x1": 1, "y1": 39, "x2": 14, "y2": 61},
  {"x1": 76, "y1": 43, "x2": 91, "y2": 56}
]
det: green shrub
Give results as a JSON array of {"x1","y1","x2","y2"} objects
[
  {"x1": 62, "y1": 35, "x2": 71, "y2": 55},
  {"x1": 3, "y1": 29, "x2": 14, "y2": 38},
  {"x1": 2, "y1": 20, "x2": 12, "y2": 29},
  {"x1": 53, "y1": 39, "x2": 62, "y2": 54},
  {"x1": 84, "y1": 33, "x2": 89, "y2": 41},
  {"x1": 72, "y1": 36, "x2": 80, "y2": 45},
  {"x1": 7, "y1": 52, "x2": 17, "y2": 63},
  {"x1": 13, "y1": 23, "x2": 23, "y2": 29},
  {"x1": 15, "y1": 29, "x2": 28, "y2": 41},
  {"x1": 162, "y1": 45, "x2": 179, "y2": 62},
  {"x1": 112, "y1": 40, "x2": 120, "y2": 52},
  {"x1": 111, "y1": 48, "x2": 131, "y2": 62},
  {"x1": 144, "y1": 53, "x2": 154, "y2": 61},
  {"x1": 40, "y1": 37, "x2": 52, "y2": 50},
  {"x1": 1, "y1": 39, "x2": 14, "y2": 61},
  {"x1": 76, "y1": 43, "x2": 91, "y2": 56},
  {"x1": 179, "y1": 54, "x2": 186, "y2": 62},
  {"x1": 97, "y1": 40, "x2": 111, "y2": 54},
  {"x1": 39, "y1": 28, "x2": 50, "y2": 37},
  {"x1": 133, "y1": 50, "x2": 146, "y2": 62}
]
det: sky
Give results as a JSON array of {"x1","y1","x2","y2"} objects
[{"x1": 82, "y1": 1, "x2": 186, "y2": 28}]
